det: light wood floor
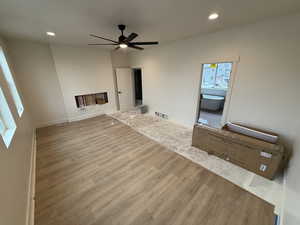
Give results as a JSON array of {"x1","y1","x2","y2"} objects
[{"x1": 35, "y1": 115, "x2": 275, "y2": 225}]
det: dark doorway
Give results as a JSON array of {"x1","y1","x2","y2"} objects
[{"x1": 133, "y1": 68, "x2": 143, "y2": 106}]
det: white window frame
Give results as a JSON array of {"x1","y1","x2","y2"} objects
[
  {"x1": 0, "y1": 86, "x2": 17, "y2": 148},
  {"x1": 0, "y1": 46, "x2": 24, "y2": 117},
  {"x1": 195, "y1": 56, "x2": 240, "y2": 127},
  {"x1": 0, "y1": 115, "x2": 6, "y2": 135}
]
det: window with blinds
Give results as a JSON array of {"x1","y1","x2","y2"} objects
[{"x1": 0, "y1": 46, "x2": 24, "y2": 117}]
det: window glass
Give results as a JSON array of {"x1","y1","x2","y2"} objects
[
  {"x1": 0, "y1": 47, "x2": 24, "y2": 116},
  {"x1": 0, "y1": 116, "x2": 5, "y2": 135},
  {"x1": 202, "y1": 63, "x2": 232, "y2": 89},
  {"x1": 0, "y1": 86, "x2": 17, "y2": 148}
]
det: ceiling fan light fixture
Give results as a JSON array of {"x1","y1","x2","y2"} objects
[
  {"x1": 208, "y1": 13, "x2": 219, "y2": 20},
  {"x1": 119, "y1": 43, "x2": 128, "y2": 48},
  {"x1": 46, "y1": 31, "x2": 56, "y2": 36}
]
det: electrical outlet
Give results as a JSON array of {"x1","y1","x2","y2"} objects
[
  {"x1": 162, "y1": 114, "x2": 168, "y2": 119},
  {"x1": 155, "y1": 112, "x2": 168, "y2": 119}
]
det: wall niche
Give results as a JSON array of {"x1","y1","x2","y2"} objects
[{"x1": 75, "y1": 92, "x2": 108, "y2": 108}]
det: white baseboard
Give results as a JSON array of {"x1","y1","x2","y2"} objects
[
  {"x1": 280, "y1": 170, "x2": 287, "y2": 225},
  {"x1": 35, "y1": 118, "x2": 68, "y2": 129},
  {"x1": 68, "y1": 112, "x2": 105, "y2": 122},
  {"x1": 26, "y1": 129, "x2": 36, "y2": 225},
  {"x1": 68, "y1": 110, "x2": 116, "y2": 122}
]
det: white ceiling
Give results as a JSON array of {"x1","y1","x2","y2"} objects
[{"x1": 0, "y1": 0, "x2": 300, "y2": 47}]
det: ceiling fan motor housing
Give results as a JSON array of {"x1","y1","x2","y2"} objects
[
  {"x1": 119, "y1": 35, "x2": 126, "y2": 43},
  {"x1": 118, "y1": 24, "x2": 126, "y2": 42}
]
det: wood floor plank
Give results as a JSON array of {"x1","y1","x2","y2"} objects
[{"x1": 35, "y1": 115, "x2": 275, "y2": 225}]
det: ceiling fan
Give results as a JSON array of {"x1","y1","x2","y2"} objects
[{"x1": 89, "y1": 24, "x2": 159, "y2": 50}]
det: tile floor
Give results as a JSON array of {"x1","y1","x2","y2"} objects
[
  {"x1": 110, "y1": 110, "x2": 284, "y2": 215},
  {"x1": 198, "y1": 110, "x2": 223, "y2": 128}
]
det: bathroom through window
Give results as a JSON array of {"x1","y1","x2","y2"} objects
[{"x1": 197, "y1": 62, "x2": 233, "y2": 128}]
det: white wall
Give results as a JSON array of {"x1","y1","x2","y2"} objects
[
  {"x1": 6, "y1": 40, "x2": 119, "y2": 125},
  {"x1": 0, "y1": 37, "x2": 34, "y2": 225},
  {"x1": 6, "y1": 39, "x2": 67, "y2": 128},
  {"x1": 129, "y1": 14, "x2": 300, "y2": 224},
  {"x1": 111, "y1": 51, "x2": 130, "y2": 68},
  {"x1": 50, "y1": 45, "x2": 117, "y2": 121}
]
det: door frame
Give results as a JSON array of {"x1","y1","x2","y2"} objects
[{"x1": 195, "y1": 56, "x2": 239, "y2": 127}]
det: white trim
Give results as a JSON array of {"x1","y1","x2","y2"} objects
[
  {"x1": 221, "y1": 60, "x2": 238, "y2": 126},
  {"x1": 26, "y1": 129, "x2": 36, "y2": 225},
  {"x1": 112, "y1": 68, "x2": 121, "y2": 111},
  {"x1": 199, "y1": 56, "x2": 240, "y2": 64},
  {"x1": 280, "y1": 170, "x2": 287, "y2": 225},
  {"x1": 0, "y1": 115, "x2": 5, "y2": 135},
  {"x1": 68, "y1": 110, "x2": 115, "y2": 122},
  {"x1": 36, "y1": 111, "x2": 118, "y2": 128},
  {"x1": 0, "y1": 46, "x2": 24, "y2": 117},
  {"x1": 35, "y1": 118, "x2": 68, "y2": 129},
  {"x1": 195, "y1": 59, "x2": 239, "y2": 126},
  {"x1": 0, "y1": 86, "x2": 17, "y2": 148}
]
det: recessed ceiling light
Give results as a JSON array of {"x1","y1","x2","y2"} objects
[
  {"x1": 119, "y1": 43, "x2": 128, "y2": 48},
  {"x1": 208, "y1": 13, "x2": 219, "y2": 20},
  {"x1": 46, "y1": 32, "x2": 55, "y2": 36}
]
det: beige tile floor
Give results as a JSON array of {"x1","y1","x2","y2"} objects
[
  {"x1": 198, "y1": 110, "x2": 223, "y2": 128},
  {"x1": 110, "y1": 110, "x2": 284, "y2": 215}
]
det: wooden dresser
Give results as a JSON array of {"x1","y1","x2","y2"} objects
[{"x1": 192, "y1": 124, "x2": 287, "y2": 179}]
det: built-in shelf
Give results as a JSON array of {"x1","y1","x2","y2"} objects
[{"x1": 75, "y1": 92, "x2": 108, "y2": 108}]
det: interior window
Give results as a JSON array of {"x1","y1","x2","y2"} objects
[
  {"x1": 0, "y1": 86, "x2": 17, "y2": 148},
  {"x1": 197, "y1": 62, "x2": 233, "y2": 128},
  {"x1": 202, "y1": 63, "x2": 232, "y2": 90},
  {"x1": 0, "y1": 46, "x2": 24, "y2": 117}
]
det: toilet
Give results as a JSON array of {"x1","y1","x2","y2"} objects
[{"x1": 200, "y1": 94, "x2": 225, "y2": 111}]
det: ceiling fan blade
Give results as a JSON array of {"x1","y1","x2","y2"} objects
[
  {"x1": 125, "y1": 33, "x2": 138, "y2": 42},
  {"x1": 90, "y1": 34, "x2": 119, "y2": 44},
  {"x1": 88, "y1": 43, "x2": 118, "y2": 45},
  {"x1": 128, "y1": 45, "x2": 144, "y2": 50},
  {"x1": 130, "y1": 41, "x2": 159, "y2": 45}
]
